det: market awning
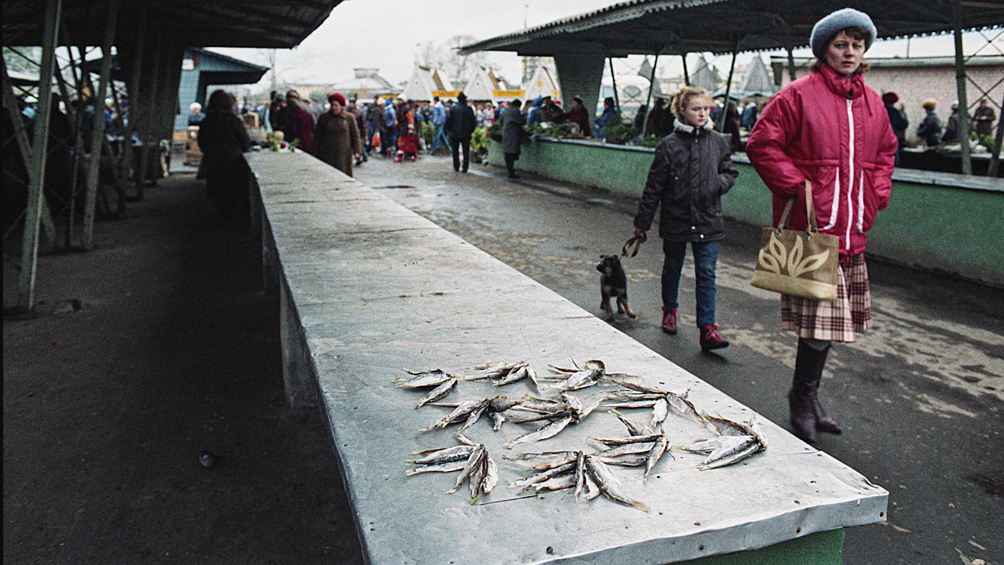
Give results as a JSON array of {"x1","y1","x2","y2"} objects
[
  {"x1": 460, "y1": 0, "x2": 1004, "y2": 57},
  {"x1": 3, "y1": 0, "x2": 344, "y2": 49}
]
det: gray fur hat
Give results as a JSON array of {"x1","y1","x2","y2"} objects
[{"x1": 810, "y1": 8, "x2": 877, "y2": 59}]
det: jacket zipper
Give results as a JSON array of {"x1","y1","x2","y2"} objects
[{"x1": 844, "y1": 92, "x2": 855, "y2": 253}]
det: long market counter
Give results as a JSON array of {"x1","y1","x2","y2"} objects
[{"x1": 247, "y1": 151, "x2": 888, "y2": 565}]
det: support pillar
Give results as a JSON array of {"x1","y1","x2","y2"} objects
[
  {"x1": 16, "y1": 0, "x2": 61, "y2": 312},
  {"x1": 82, "y1": 0, "x2": 120, "y2": 250},
  {"x1": 553, "y1": 52, "x2": 606, "y2": 131},
  {"x1": 952, "y1": 0, "x2": 972, "y2": 175}
]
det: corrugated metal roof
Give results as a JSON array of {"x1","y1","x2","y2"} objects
[
  {"x1": 3, "y1": 0, "x2": 344, "y2": 49},
  {"x1": 460, "y1": 0, "x2": 1004, "y2": 56}
]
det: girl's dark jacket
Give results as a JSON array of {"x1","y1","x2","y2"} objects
[{"x1": 634, "y1": 118, "x2": 738, "y2": 242}]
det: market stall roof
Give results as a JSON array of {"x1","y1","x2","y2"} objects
[
  {"x1": 460, "y1": 0, "x2": 1004, "y2": 57},
  {"x1": 3, "y1": 0, "x2": 345, "y2": 49}
]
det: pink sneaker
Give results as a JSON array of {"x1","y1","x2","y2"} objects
[
  {"x1": 700, "y1": 324, "x2": 729, "y2": 350},
  {"x1": 661, "y1": 307, "x2": 677, "y2": 334}
]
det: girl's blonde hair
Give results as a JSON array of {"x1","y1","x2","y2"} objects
[{"x1": 672, "y1": 86, "x2": 711, "y2": 115}]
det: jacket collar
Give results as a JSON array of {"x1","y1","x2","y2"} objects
[
  {"x1": 818, "y1": 63, "x2": 865, "y2": 100},
  {"x1": 673, "y1": 117, "x2": 714, "y2": 136}
]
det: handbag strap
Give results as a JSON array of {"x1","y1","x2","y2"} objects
[{"x1": 777, "y1": 180, "x2": 819, "y2": 234}]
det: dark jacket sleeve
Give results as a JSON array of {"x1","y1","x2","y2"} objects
[
  {"x1": 634, "y1": 141, "x2": 671, "y2": 231},
  {"x1": 717, "y1": 135, "x2": 738, "y2": 195}
]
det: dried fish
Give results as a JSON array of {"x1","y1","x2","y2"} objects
[
  {"x1": 414, "y1": 376, "x2": 458, "y2": 409},
  {"x1": 505, "y1": 415, "x2": 573, "y2": 449},
  {"x1": 590, "y1": 433, "x2": 664, "y2": 447},
  {"x1": 665, "y1": 390, "x2": 707, "y2": 426},
  {"x1": 644, "y1": 432, "x2": 672, "y2": 476},
  {"x1": 494, "y1": 364, "x2": 530, "y2": 386},
  {"x1": 609, "y1": 409, "x2": 654, "y2": 436},
  {"x1": 593, "y1": 453, "x2": 650, "y2": 467},
  {"x1": 698, "y1": 435, "x2": 760, "y2": 470},
  {"x1": 597, "y1": 441, "x2": 657, "y2": 457},
  {"x1": 395, "y1": 369, "x2": 454, "y2": 388},
  {"x1": 447, "y1": 444, "x2": 486, "y2": 494},
  {"x1": 422, "y1": 399, "x2": 488, "y2": 431},
  {"x1": 651, "y1": 397, "x2": 669, "y2": 428},
  {"x1": 405, "y1": 460, "x2": 468, "y2": 475},
  {"x1": 511, "y1": 460, "x2": 577, "y2": 491},
  {"x1": 532, "y1": 474, "x2": 577, "y2": 492},
  {"x1": 583, "y1": 454, "x2": 649, "y2": 512},
  {"x1": 408, "y1": 444, "x2": 475, "y2": 466}
]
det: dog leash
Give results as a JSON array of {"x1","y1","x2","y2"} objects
[{"x1": 621, "y1": 233, "x2": 646, "y2": 258}]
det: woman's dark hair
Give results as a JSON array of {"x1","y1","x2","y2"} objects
[{"x1": 207, "y1": 89, "x2": 235, "y2": 112}]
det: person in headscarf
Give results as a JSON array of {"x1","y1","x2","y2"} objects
[{"x1": 312, "y1": 92, "x2": 361, "y2": 177}]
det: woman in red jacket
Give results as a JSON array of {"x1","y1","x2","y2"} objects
[{"x1": 746, "y1": 8, "x2": 897, "y2": 444}]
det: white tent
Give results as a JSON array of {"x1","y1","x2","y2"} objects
[
  {"x1": 462, "y1": 67, "x2": 500, "y2": 103},
  {"x1": 689, "y1": 55, "x2": 719, "y2": 92},
  {"x1": 401, "y1": 66, "x2": 454, "y2": 102},
  {"x1": 523, "y1": 65, "x2": 560, "y2": 101},
  {"x1": 738, "y1": 55, "x2": 773, "y2": 97}
]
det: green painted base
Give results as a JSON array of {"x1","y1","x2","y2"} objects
[
  {"x1": 678, "y1": 529, "x2": 844, "y2": 565},
  {"x1": 488, "y1": 138, "x2": 1004, "y2": 287}
]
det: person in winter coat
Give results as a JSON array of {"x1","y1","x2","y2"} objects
[
  {"x1": 445, "y1": 93, "x2": 477, "y2": 172},
  {"x1": 312, "y1": 92, "x2": 361, "y2": 177},
  {"x1": 633, "y1": 86, "x2": 738, "y2": 351},
  {"x1": 281, "y1": 90, "x2": 315, "y2": 153},
  {"x1": 882, "y1": 92, "x2": 908, "y2": 166},
  {"x1": 746, "y1": 8, "x2": 897, "y2": 444},
  {"x1": 525, "y1": 97, "x2": 544, "y2": 126},
  {"x1": 916, "y1": 99, "x2": 942, "y2": 147},
  {"x1": 197, "y1": 89, "x2": 251, "y2": 219},
  {"x1": 941, "y1": 102, "x2": 962, "y2": 144},
  {"x1": 559, "y1": 96, "x2": 591, "y2": 137},
  {"x1": 973, "y1": 98, "x2": 996, "y2": 137},
  {"x1": 429, "y1": 96, "x2": 451, "y2": 154},
  {"x1": 501, "y1": 99, "x2": 525, "y2": 179}
]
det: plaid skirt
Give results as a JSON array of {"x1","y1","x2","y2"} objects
[{"x1": 781, "y1": 253, "x2": 872, "y2": 343}]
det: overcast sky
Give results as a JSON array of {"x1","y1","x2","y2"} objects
[{"x1": 213, "y1": 0, "x2": 1000, "y2": 95}]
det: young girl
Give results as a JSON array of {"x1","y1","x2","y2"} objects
[{"x1": 633, "y1": 86, "x2": 738, "y2": 350}]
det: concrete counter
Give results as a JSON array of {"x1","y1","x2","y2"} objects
[{"x1": 248, "y1": 151, "x2": 887, "y2": 564}]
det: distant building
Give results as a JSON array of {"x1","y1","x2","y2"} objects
[
  {"x1": 770, "y1": 55, "x2": 1004, "y2": 144},
  {"x1": 174, "y1": 48, "x2": 268, "y2": 131},
  {"x1": 329, "y1": 68, "x2": 400, "y2": 101}
]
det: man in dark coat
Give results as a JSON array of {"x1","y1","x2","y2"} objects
[
  {"x1": 445, "y1": 93, "x2": 477, "y2": 172},
  {"x1": 501, "y1": 99, "x2": 525, "y2": 178}
]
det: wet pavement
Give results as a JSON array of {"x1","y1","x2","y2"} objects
[{"x1": 355, "y1": 151, "x2": 1004, "y2": 565}]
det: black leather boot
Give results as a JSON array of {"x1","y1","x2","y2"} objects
[{"x1": 788, "y1": 338, "x2": 835, "y2": 443}]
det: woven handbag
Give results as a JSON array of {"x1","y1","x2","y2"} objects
[{"x1": 750, "y1": 180, "x2": 839, "y2": 301}]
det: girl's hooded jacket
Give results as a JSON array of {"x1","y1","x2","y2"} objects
[
  {"x1": 634, "y1": 118, "x2": 738, "y2": 242},
  {"x1": 746, "y1": 63, "x2": 897, "y2": 257}
]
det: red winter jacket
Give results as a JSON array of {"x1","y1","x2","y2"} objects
[{"x1": 746, "y1": 63, "x2": 897, "y2": 256}]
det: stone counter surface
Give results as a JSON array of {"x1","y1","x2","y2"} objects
[{"x1": 248, "y1": 151, "x2": 888, "y2": 565}]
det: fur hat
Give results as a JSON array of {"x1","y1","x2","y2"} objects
[
  {"x1": 810, "y1": 8, "x2": 877, "y2": 60},
  {"x1": 881, "y1": 92, "x2": 898, "y2": 105},
  {"x1": 327, "y1": 92, "x2": 346, "y2": 106}
]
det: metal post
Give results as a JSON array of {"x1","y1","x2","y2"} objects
[
  {"x1": 718, "y1": 42, "x2": 739, "y2": 132},
  {"x1": 82, "y1": 0, "x2": 119, "y2": 250},
  {"x1": 121, "y1": 6, "x2": 147, "y2": 198},
  {"x1": 682, "y1": 53, "x2": 690, "y2": 87},
  {"x1": 17, "y1": 0, "x2": 61, "y2": 312},
  {"x1": 641, "y1": 53, "x2": 659, "y2": 137},
  {"x1": 952, "y1": 0, "x2": 972, "y2": 175},
  {"x1": 608, "y1": 57, "x2": 620, "y2": 115},
  {"x1": 988, "y1": 89, "x2": 1004, "y2": 178},
  {"x1": 136, "y1": 30, "x2": 164, "y2": 197}
]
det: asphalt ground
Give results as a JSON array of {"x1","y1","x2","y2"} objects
[
  {"x1": 3, "y1": 170, "x2": 365, "y2": 564},
  {"x1": 4, "y1": 149, "x2": 1001, "y2": 565},
  {"x1": 355, "y1": 151, "x2": 1004, "y2": 565}
]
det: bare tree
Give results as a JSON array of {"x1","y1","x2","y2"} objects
[
  {"x1": 414, "y1": 41, "x2": 441, "y2": 69},
  {"x1": 440, "y1": 35, "x2": 494, "y2": 86}
]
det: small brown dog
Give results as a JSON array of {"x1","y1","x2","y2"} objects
[{"x1": 597, "y1": 255, "x2": 636, "y2": 321}]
